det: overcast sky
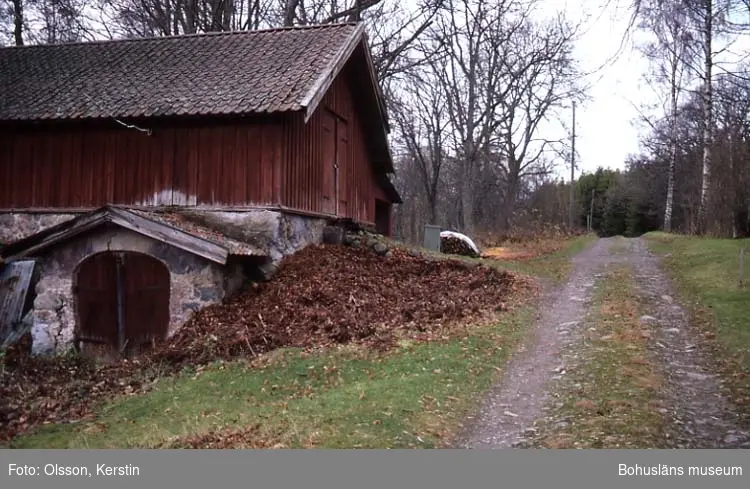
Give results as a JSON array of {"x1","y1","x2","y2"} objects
[{"x1": 550, "y1": 0, "x2": 654, "y2": 178}]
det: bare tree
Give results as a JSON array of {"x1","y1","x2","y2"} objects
[
  {"x1": 494, "y1": 12, "x2": 577, "y2": 229},
  {"x1": 637, "y1": 0, "x2": 696, "y2": 232},
  {"x1": 633, "y1": 0, "x2": 750, "y2": 234},
  {"x1": 431, "y1": 0, "x2": 517, "y2": 234},
  {"x1": 391, "y1": 57, "x2": 450, "y2": 225}
]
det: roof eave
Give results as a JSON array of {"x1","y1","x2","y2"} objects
[
  {"x1": 0, "y1": 206, "x2": 232, "y2": 264},
  {"x1": 301, "y1": 23, "x2": 367, "y2": 124}
]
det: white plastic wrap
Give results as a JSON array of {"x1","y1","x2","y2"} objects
[{"x1": 439, "y1": 230, "x2": 480, "y2": 255}]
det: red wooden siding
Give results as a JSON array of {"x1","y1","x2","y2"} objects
[
  {"x1": 0, "y1": 121, "x2": 282, "y2": 209},
  {"x1": 0, "y1": 61, "x2": 393, "y2": 227},
  {"x1": 279, "y1": 64, "x2": 381, "y2": 224}
]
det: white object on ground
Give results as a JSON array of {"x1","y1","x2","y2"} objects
[{"x1": 439, "y1": 230, "x2": 480, "y2": 254}]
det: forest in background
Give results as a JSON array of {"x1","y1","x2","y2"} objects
[{"x1": 3, "y1": 0, "x2": 750, "y2": 241}]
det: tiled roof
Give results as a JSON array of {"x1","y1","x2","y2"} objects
[{"x1": 0, "y1": 24, "x2": 362, "y2": 121}]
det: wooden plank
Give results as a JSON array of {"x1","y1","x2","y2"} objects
[
  {"x1": 212, "y1": 127, "x2": 224, "y2": 204},
  {"x1": 337, "y1": 117, "x2": 349, "y2": 217},
  {"x1": 21, "y1": 134, "x2": 36, "y2": 207},
  {"x1": 76, "y1": 252, "x2": 119, "y2": 354},
  {"x1": 271, "y1": 125, "x2": 283, "y2": 205},
  {"x1": 232, "y1": 126, "x2": 247, "y2": 204},
  {"x1": 122, "y1": 253, "x2": 170, "y2": 354},
  {"x1": 69, "y1": 132, "x2": 84, "y2": 206},
  {"x1": 0, "y1": 260, "x2": 36, "y2": 347},
  {"x1": 109, "y1": 209, "x2": 228, "y2": 264},
  {"x1": 104, "y1": 130, "x2": 117, "y2": 203},
  {"x1": 160, "y1": 129, "x2": 175, "y2": 205},
  {"x1": 57, "y1": 131, "x2": 71, "y2": 207},
  {"x1": 172, "y1": 127, "x2": 191, "y2": 205},
  {"x1": 221, "y1": 126, "x2": 238, "y2": 204},
  {"x1": 35, "y1": 133, "x2": 50, "y2": 207},
  {"x1": 196, "y1": 128, "x2": 214, "y2": 204},
  {"x1": 86, "y1": 129, "x2": 104, "y2": 204},
  {"x1": 0, "y1": 134, "x2": 12, "y2": 208},
  {"x1": 248, "y1": 125, "x2": 261, "y2": 203},
  {"x1": 261, "y1": 125, "x2": 275, "y2": 204},
  {"x1": 187, "y1": 128, "x2": 200, "y2": 205},
  {"x1": 321, "y1": 111, "x2": 336, "y2": 215}
]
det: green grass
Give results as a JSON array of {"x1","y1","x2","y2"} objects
[
  {"x1": 11, "y1": 308, "x2": 532, "y2": 449},
  {"x1": 644, "y1": 232, "x2": 750, "y2": 414},
  {"x1": 525, "y1": 266, "x2": 665, "y2": 448}
]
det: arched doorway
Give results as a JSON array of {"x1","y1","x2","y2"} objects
[{"x1": 75, "y1": 251, "x2": 170, "y2": 359}]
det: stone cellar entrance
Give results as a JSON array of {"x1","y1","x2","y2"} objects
[{"x1": 75, "y1": 251, "x2": 170, "y2": 359}]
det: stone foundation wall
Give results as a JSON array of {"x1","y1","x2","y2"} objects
[
  {"x1": 30, "y1": 228, "x2": 241, "y2": 355},
  {"x1": 179, "y1": 209, "x2": 327, "y2": 276},
  {"x1": 0, "y1": 213, "x2": 79, "y2": 243}
]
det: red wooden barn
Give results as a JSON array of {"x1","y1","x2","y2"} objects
[
  {"x1": 0, "y1": 23, "x2": 402, "y2": 358},
  {"x1": 0, "y1": 22, "x2": 400, "y2": 237}
]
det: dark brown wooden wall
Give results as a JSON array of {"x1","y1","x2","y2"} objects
[{"x1": 0, "y1": 121, "x2": 282, "y2": 209}]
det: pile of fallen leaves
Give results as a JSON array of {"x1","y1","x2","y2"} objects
[
  {"x1": 440, "y1": 236, "x2": 480, "y2": 258},
  {"x1": 0, "y1": 244, "x2": 518, "y2": 441},
  {"x1": 154, "y1": 244, "x2": 515, "y2": 367}
]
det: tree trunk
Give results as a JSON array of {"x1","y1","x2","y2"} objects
[
  {"x1": 729, "y1": 131, "x2": 737, "y2": 238},
  {"x1": 503, "y1": 156, "x2": 521, "y2": 231},
  {"x1": 503, "y1": 180, "x2": 518, "y2": 231},
  {"x1": 460, "y1": 143, "x2": 475, "y2": 234},
  {"x1": 12, "y1": 0, "x2": 23, "y2": 46},
  {"x1": 284, "y1": 0, "x2": 299, "y2": 26},
  {"x1": 664, "y1": 67, "x2": 678, "y2": 233},
  {"x1": 427, "y1": 195, "x2": 437, "y2": 226},
  {"x1": 698, "y1": 1, "x2": 713, "y2": 235},
  {"x1": 185, "y1": 0, "x2": 198, "y2": 34},
  {"x1": 460, "y1": 168, "x2": 474, "y2": 234},
  {"x1": 410, "y1": 199, "x2": 418, "y2": 244}
]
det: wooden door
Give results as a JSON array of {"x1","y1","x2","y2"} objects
[
  {"x1": 75, "y1": 251, "x2": 169, "y2": 359},
  {"x1": 336, "y1": 118, "x2": 349, "y2": 217},
  {"x1": 122, "y1": 253, "x2": 170, "y2": 355},
  {"x1": 322, "y1": 111, "x2": 337, "y2": 215},
  {"x1": 375, "y1": 199, "x2": 392, "y2": 236},
  {"x1": 75, "y1": 252, "x2": 119, "y2": 357}
]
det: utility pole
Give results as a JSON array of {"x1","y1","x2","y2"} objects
[{"x1": 568, "y1": 101, "x2": 576, "y2": 229}]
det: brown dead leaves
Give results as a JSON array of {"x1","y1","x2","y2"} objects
[
  {"x1": 155, "y1": 244, "x2": 518, "y2": 368},
  {"x1": 164, "y1": 424, "x2": 289, "y2": 449}
]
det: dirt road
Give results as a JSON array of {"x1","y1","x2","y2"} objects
[{"x1": 454, "y1": 237, "x2": 750, "y2": 449}]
